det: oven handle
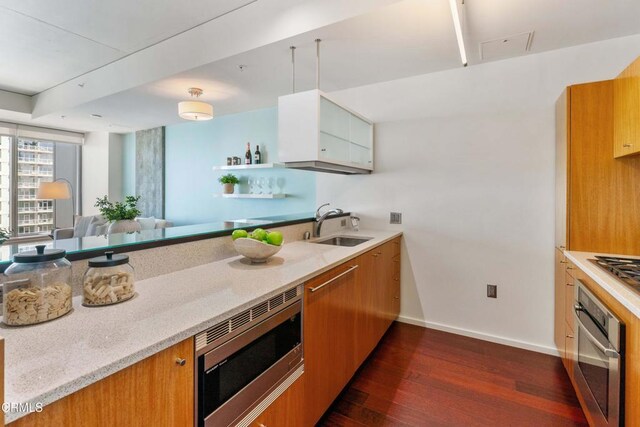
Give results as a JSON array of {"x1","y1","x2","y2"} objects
[{"x1": 574, "y1": 304, "x2": 619, "y2": 358}]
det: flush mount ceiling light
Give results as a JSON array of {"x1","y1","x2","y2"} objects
[
  {"x1": 178, "y1": 87, "x2": 213, "y2": 121},
  {"x1": 448, "y1": 0, "x2": 468, "y2": 67}
]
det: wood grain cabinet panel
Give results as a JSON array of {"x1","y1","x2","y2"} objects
[
  {"x1": 7, "y1": 338, "x2": 194, "y2": 427},
  {"x1": 554, "y1": 249, "x2": 567, "y2": 357},
  {"x1": 556, "y1": 80, "x2": 640, "y2": 255},
  {"x1": 303, "y1": 262, "x2": 360, "y2": 426},
  {"x1": 303, "y1": 238, "x2": 401, "y2": 426},
  {"x1": 250, "y1": 375, "x2": 304, "y2": 427},
  {"x1": 614, "y1": 56, "x2": 640, "y2": 158}
]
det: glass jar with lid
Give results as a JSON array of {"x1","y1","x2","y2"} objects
[
  {"x1": 83, "y1": 251, "x2": 135, "y2": 306},
  {"x1": 2, "y1": 245, "x2": 73, "y2": 326}
]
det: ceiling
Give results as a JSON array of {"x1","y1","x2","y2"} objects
[
  {"x1": 1, "y1": 0, "x2": 640, "y2": 133},
  {"x1": 0, "y1": 0, "x2": 256, "y2": 94}
]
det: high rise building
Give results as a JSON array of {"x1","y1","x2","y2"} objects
[{"x1": 15, "y1": 138, "x2": 55, "y2": 235}]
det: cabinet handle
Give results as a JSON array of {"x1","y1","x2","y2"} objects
[
  {"x1": 559, "y1": 260, "x2": 568, "y2": 264},
  {"x1": 623, "y1": 144, "x2": 633, "y2": 148},
  {"x1": 394, "y1": 296, "x2": 399, "y2": 300},
  {"x1": 566, "y1": 282, "x2": 574, "y2": 287},
  {"x1": 559, "y1": 245, "x2": 566, "y2": 250},
  {"x1": 566, "y1": 334, "x2": 574, "y2": 339},
  {"x1": 175, "y1": 358, "x2": 186, "y2": 366},
  {"x1": 566, "y1": 266, "x2": 574, "y2": 270},
  {"x1": 394, "y1": 278, "x2": 400, "y2": 282},
  {"x1": 308, "y1": 265, "x2": 359, "y2": 293}
]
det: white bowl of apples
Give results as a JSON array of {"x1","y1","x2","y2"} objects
[{"x1": 232, "y1": 228, "x2": 284, "y2": 263}]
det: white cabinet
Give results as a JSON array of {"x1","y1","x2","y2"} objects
[{"x1": 278, "y1": 90, "x2": 373, "y2": 173}]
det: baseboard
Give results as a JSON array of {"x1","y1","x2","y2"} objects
[{"x1": 396, "y1": 315, "x2": 559, "y2": 357}]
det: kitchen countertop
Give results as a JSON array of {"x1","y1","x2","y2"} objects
[
  {"x1": 1, "y1": 229, "x2": 401, "y2": 423},
  {"x1": 564, "y1": 251, "x2": 640, "y2": 318}
]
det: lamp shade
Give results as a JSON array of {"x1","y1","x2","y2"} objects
[
  {"x1": 178, "y1": 101, "x2": 213, "y2": 121},
  {"x1": 37, "y1": 181, "x2": 71, "y2": 200}
]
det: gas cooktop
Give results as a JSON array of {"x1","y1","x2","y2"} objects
[{"x1": 591, "y1": 255, "x2": 640, "y2": 293}]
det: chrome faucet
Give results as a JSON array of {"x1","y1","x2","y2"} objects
[{"x1": 314, "y1": 203, "x2": 343, "y2": 237}]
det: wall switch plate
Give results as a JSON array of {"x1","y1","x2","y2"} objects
[
  {"x1": 341, "y1": 219, "x2": 347, "y2": 227},
  {"x1": 390, "y1": 212, "x2": 402, "y2": 224},
  {"x1": 487, "y1": 284, "x2": 497, "y2": 298}
]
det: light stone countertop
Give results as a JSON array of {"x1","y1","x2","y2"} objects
[
  {"x1": 564, "y1": 251, "x2": 640, "y2": 318},
  {"x1": 1, "y1": 229, "x2": 401, "y2": 423}
]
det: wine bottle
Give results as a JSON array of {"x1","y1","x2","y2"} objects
[
  {"x1": 254, "y1": 145, "x2": 262, "y2": 164},
  {"x1": 245, "y1": 142, "x2": 252, "y2": 165}
]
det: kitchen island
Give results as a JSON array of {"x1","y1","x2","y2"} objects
[{"x1": 2, "y1": 229, "x2": 402, "y2": 425}]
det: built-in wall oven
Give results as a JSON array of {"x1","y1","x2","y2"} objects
[
  {"x1": 573, "y1": 280, "x2": 625, "y2": 427},
  {"x1": 195, "y1": 285, "x2": 303, "y2": 427}
]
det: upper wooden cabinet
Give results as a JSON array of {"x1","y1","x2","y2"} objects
[
  {"x1": 555, "y1": 80, "x2": 640, "y2": 255},
  {"x1": 278, "y1": 89, "x2": 374, "y2": 174},
  {"x1": 614, "y1": 56, "x2": 640, "y2": 158}
]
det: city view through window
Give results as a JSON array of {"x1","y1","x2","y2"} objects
[{"x1": 0, "y1": 135, "x2": 77, "y2": 237}]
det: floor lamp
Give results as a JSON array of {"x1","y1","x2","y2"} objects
[{"x1": 36, "y1": 179, "x2": 76, "y2": 229}]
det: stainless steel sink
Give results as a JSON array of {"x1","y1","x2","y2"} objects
[{"x1": 313, "y1": 236, "x2": 372, "y2": 247}]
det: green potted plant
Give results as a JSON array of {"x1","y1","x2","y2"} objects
[
  {"x1": 95, "y1": 195, "x2": 142, "y2": 234},
  {"x1": 0, "y1": 227, "x2": 11, "y2": 245},
  {"x1": 218, "y1": 173, "x2": 240, "y2": 194}
]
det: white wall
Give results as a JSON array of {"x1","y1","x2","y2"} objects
[
  {"x1": 82, "y1": 132, "x2": 109, "y2": 216},
  {"x1": 82, "y1": 132, "x2": 124, "y2": 216},
  {"x1": 319, "y1": 34, "x2": 640, "y2": 354}
]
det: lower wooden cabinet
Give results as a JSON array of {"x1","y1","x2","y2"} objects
[
  {"x1": 554, "y1": 248, "x2": 577, "y2": 374},
  {"x1": 250, "y1": 375, "x2": 304, "y2": 427},
  {"x1": 7, "y1": 338, "x2": 194, "y2": 427},
  {"x1": 303, "y1": 237, "x2": 401, "y2": 426}
]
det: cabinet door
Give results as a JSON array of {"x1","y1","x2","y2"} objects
[
  {"x1": 320, "y1": 97, "x2": 350, "y2": 140},
  {"x1": 391, "y1": 239, "x2": 401, "y2": 321},
  {"x1": 354, "y1": 250, "x2": 380, "y2": 365},
  {"x1": 554, "y1": 249, "x2": 567, "y2": 357},
  {"x1": 303, "y1": 262, "x2": 359, "y2": 426},
  {"x1": 555, "y1": 89, "x2": 569, "y2": 249},
  {"x1": 349, "y1": 114, "x2": 373, "y2": 167},
  {"x1": 614, "y1": 57, "x2": 640, "y2": 158},
  {"x1": 251, "y1": 375, "x2": 305, "y2": 427},
  {"x1": 8, "y1": 338, "x2": 194, "y2": 427}
]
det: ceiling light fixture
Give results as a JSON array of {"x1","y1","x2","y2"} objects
[
  {"x1": 448, "y1": 0, "x2": 468, "y2": 67},
  {"x1": 178, "y1": 87, "x2": 213, "y2": 121}
]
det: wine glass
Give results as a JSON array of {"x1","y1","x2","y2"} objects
[
  {"x1": 248, "y1": 176, "x2": 255, "y2": 194},
  {"x1": 266, "y1": 177, "x2": 274, "y2": 194},
  {"x1": 256, "y1": 177, "x2": 265, "y2": 194}
]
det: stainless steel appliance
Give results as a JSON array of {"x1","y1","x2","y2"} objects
[
  {"x1": 195, "y1": 285, "x2": 303, "y2": 427},
  {"x1": 592, "y1": 255, "x2": 640, "y2": 294},
  {"x1": 573, "y1": 280, "x2": 625, "y2": 427}
]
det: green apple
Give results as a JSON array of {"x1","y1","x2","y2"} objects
[
  {"x1": 252, "y1": 228, "x2": 268, "y2": 241},
  {"x1": 267, "y1": 231, "x2": 284, "y2": 246},
  {"x1": 231, "y1": 229, "x2": 248, "y2": 240}
]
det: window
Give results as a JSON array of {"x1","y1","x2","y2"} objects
[{"x1": 0, "y1": 124, "x2": 82, "y2": 237}]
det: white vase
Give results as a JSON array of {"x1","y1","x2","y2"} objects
[{"x1": 108, "y1": 220, "x2": 142, "y2": 234}]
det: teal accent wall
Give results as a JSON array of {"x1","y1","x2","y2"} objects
[
  {"x1": 122, "y1": 132, "x2": 136, "y2": 197},
  {"x1": 162, "y1": 107, "x2": 315, "y2": 226}
]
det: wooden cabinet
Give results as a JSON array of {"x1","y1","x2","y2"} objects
[
  {"x1": 555, "y1": 80, "x2": 640, "y2": 255},
  {"x1": 278, "y1": 89, "x2": 374, "y2": 173},
  {"x1": 303, "y1": 261, "x2": 360, "y2": 426},
  {"x1": 303, "y1": 238, "x2": 401, "y2": 426},
  {"x1": 251, "y1": 375, "x2": 304, "y2": 427},
  {"x1": 554, "y1": 249, "x2": 577, "y2": 377},
  {"x1": 8, "y1": 338, "x2": 194, "y2": 427},
  {"x1": 614, "y1": 56, "x2": 640, "y2": 158},
  {"x1": 1, "y1": 338, "x2": 4, "y2": 427},
  {"x1": 553, "y1": 249, "x2": 567, "y2": 358}
]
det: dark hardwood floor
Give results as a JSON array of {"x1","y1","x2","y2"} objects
[{"x1": 318, "y1": 322, "x2": 587, "y2": 427}]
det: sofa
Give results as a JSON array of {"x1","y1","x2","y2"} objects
[{"x1": 53, "y1": 215, "x2": 173, "y2": 240}]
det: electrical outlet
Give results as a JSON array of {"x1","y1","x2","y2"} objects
[
  {"x1": 487, "y1": 284, "x2": 497, "y2": 298},
  {"x1": 390, "y1": 212, "x2": 402, "y2": 224}
]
